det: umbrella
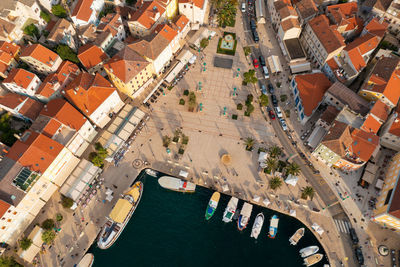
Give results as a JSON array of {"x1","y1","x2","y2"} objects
[
  {"x1": 263, "y1": 198, "x2": 271, "y2": 206},
  {"x1": 253, "y1": 195, "x2": 261, "y2": 202},
  {"x1": 285, "y1": 174, "x2": 298, "y2": 186},
  {"x1": 311, "y1": 223, "x2": 324, "y2": 235},
  {"x1": 289, "y1": 209, "x2": 296, "y2": 217},
  {"x1": 222, "y1": 183, "x2": 229, "y2": 192},
  {"x1": 221, "y1": 154, "x2": 232, "y2": 165}
]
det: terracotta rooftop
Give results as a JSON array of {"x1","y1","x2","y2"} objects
[
  {"x1": 344, "y1": 33, "x2": 379, "y2": 71},
  {"x1": 130, "y1": 1, "x2": 166, "y2": 29},
  {"x1": 3, "y1": 68, "x2": 38, "y2": 89},
  {"x1": 295, "y1": 0, "x2": 318, "y2": 20},
  {"x1": 0, "y1": 93, "x2": 43, "y2": 121},
  {"x1": 20, "y1": 44, "x2": 59, "y2": 67},
  {"x1": 63, "y1": 73, "x2": 116, "y2": 116},
  {"x1": 7, "y1": 131, "x2": 63, "y2": 174},
  {"x1": 281, "y1": 18, "x2": 301, "y2": 31},
  {"x1": 0, "y1": 41, "x2": 20, "y2": 65},
  {"x1": 361, "y1": 115, "x2": 382, "y2": 134},
  {"x1": 327, "y1": 82, "x2": 370, "y2": 116},
  {"x1": 78, "y1": 44, "x2": 109, "y2": 70},
  {"x1": 389, "y1": 113, "x2": 400, "y2": 136},
  {"x1": 321, "y1": 120, "x2": 353, "y2": 157},
  {"x1": 349, "y1": 128, "x2": 379, "y2": 162},
  {"x1": 71, "y1": 0, "x2": 94, "y2": 22},
  {"x1": 320, "y1": 105, "x2": 340, "y2": 125},
  {"x1": 47, "y1": 19, "x2": 73, "y2": 43},
  {"x1": 154, "y1": 24, "x2": 178, "y2": 42},
  {"x1": 104, "y1": 46, "x2": 150, "y2": 83},
  {"x1": 0, "y1": 199, "x2": 10, "y2": 218},
  {"x1": 0, "y1": 18, "x2": 15, "y2": 39},
  {"x1": 308, "y1": 15, "x2": 345, "y2": 53},
  {"x1": 178, "y1": 0, "x2": 205, "y2": 9},
  {"x1": 279, "y1": 5, "x2": 298, "y2": 19},
  {"x1": 295, "y1": 73, "x2": 332, "y2": 116},
  {"x1": 128, "y1": 32, "x2": 170, "y2": 60},
  {"x1": 370, "y1": 100, "x2": 391, "y2": 121},
  {"x1": 373, "y1": 0, "x2": 392, "y2": 12},
  {"x1": 97, "y1": 13, "x2": 122, "y2": 36},
  {"x1": 172, "y1": 15, "x2": 190, "y2": 33},
  {"x1": 364, "y1": 17, "x2": 388, "y2": 39},
  {"x1": 327, "y1": 2, "x2": 358, "y2": 19}
]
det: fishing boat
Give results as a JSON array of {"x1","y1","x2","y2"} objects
[
  {"x1": 97, "y1": 181, "x2": 143, "y2": 249},
  {"x1": 250, "y1": 213, "x2": 264, "y2": 239},
  {"x1": 268, "y1": 215, "x2": 279, "y2": 238},
  {"x1": 205, "y1": 192, "x2": 220, "y2": 220},
  {"x1": 237, "y1": 202, "x2": 253, "y2": 231},
  {"x1": 145, "y1": 168, "x2": 158, "y2": 177},
  {"x1": 77, "y1": 253, "x2": 94, "y2": 267},
  {"x1": 300, "y1": 246, "x2": 319, "y2": 258},
  {"x1": 158, "y1": 176, "x2": 196, "y2": 192},
  {"x1": 222, "y1": 197, "x2": 238, "y2": 223},
  {"x1": 289, "y1": 227, "x2": 305, "y2": 245},
  {"x1": 303, "y1": 253, "x2": 323, "y2": 266}
]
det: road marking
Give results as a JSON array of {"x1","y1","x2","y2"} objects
[{"x1": 334, "y1": 219, "x2": 350, "y2": 234}]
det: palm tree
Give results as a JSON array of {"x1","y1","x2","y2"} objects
[
  {"x1": 264, "y1": 157, "x2": 278, "y2": 174},
  {"x1": 286, "y1": 162, "x2": 301, "y2": 176},
  {"x1": 269, "y1": 145, "x2": 282, "y2": 158},
  {"x1": 301, "y1": 186, "x2": 315, "y2": 200},
  {"x1": 269, "y1": 177, "x2": 283, "y2": 191},
  {"x1": 244, "y1": 137, "x2": 255, "y2": 150}
]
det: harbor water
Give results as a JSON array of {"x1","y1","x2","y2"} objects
[{"x1": 90, "y1": 171, "x2": 329, "y2": 266}]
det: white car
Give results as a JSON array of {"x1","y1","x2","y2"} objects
[
  {"x1": 280, "y1": 118, "x2": 288, "y2": 131},
  {"x1": 263, "y1": 66, "x2": 269, "y2": 79},
  {"x1": 241, "y1": 2, "x2": 246, "y2": 12},
  {"x1": 275, "y1": 106, "x2": 283, "y2": 118}
]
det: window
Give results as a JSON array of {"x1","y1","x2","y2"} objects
[{"x1": 384, "y1": 189, "x2": 393, "y2": 205}]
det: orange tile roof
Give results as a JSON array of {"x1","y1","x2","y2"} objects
[
  {"x1": 309, "y1": 15, "x2": 345, "y2": 53},
  {"x1": 279, "y1": 5, "x2": 298, "y2": 19},
  {"x1": 0, "y1": 93, "x2": 29, "y2": 109},
  {"x1": 321, "y1": 120, "x2": 353, "y2": 157},
  {"x1": 172, "y1": 15, "x2": 189, "y2": 33},
  {"x1": 370, "y1": 100, "x2": 391, "y2": 121},
  {"x1": 344, "y1": 33, "x2": 379, "y2": 55},
  {"x1": 347, "y1": 49, "x2": 366, "y2": 72},
  {"x1": 281, "y1": 18, "x2": 301, "y2": 31},
  {"x1": 78, "y1": 44, "x2": 108, "y2": 70},
  {"x1": 384, "y1": 70, "x2": 400, "y2": 106},
  {"x1": 0, "y1": 41, "x2": 20, "y2": 65},
  {"x1": 41, "y1": 98, "x2": 87, "y2": 131},
  {"x1": 178, "y1": 0, "x2": 205, "y2": 8},
  {"x1": 130, "y1": 1, "x2": 166, "y2": 29},
  {"x1": 64, "y1": 73, "x2": 116, "y2": 116},
  {"x1": 153, "y1": 24, "x2": 178, "y2": 42},
  {"x1": 7, "y1": 131, "x2": 63, "y2": 174},
  {"x1": 71, "y1": 0, "x2": 94, "y2": 22},
  {"x1": 3, "y1": 68, "x2": 38, "y2": 89},
  {"x1": 128, "y1": 33, "x2": 170, "y2": 60},
  {"x1": 364, "y1": 18, "x2": 388, "y2": 39},
  {"x1": 361, "y1": 115, "x2": 382, "y2": 134},
  {"x1": 20, "y1": 44, "x2": 59, "y2": 67},
  {"x1": 344, "y1": 17, "x2": 364, "y2": 33},
  {"x1": 327, "y1": 57, "x2": 339, "y2": 70},
  {"x1": 326, "y1": 2, "x2": 358, "y2": 17},
  {"x1": 18, "y1": 98, "x2": 44, "y2": 121},
  {"x1": 349, "y1": 129, "x2": 379, "y2": 162},
  {"x1": 295, "y1": 73, "x2": 332, "y2": 116},
  {"x1": 104, "y1": 46, "x2": 150, "y2": 83},
  {"x1": 0, "y1": 199, "x2": 10, "y2": 218},
  {"x1": 97, "y1": 13, "x2": 122, "y2": 36},
  {"x1": 389, "y1": 113, "x2": 400, "y2": 136}
]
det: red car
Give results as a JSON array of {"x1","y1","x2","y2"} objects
[
  {"x1": 268, "y1": 110, "x2": 275, "y2": 120},
  {"x1": 253, "y1": 58, "x2": 259, "y2": 68}
]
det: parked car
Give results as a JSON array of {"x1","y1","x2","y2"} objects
[
  {"x1": 253, "y1": 58, "x2": 259, "y2": 68},
  {"x1": 279, "y1": 118, "x2": 288, "y2": 131},
  {"x1": 241, "y1": 2, "x2": 246, "y2": 12},
  {"x1": 268, "y1": 83, "x2": 274, "y2": 94},
  {"x1": 268, "y1": 109, "x2": 275, "y2": 120},
  {"x1": 355, "y1": 247, "x2": 364, "y2": 265},
  {"x1": 349, "y1": 228, "x2": 359, "y2": 245},
  {"x1": 271, "y1": 95, "x2": 278, "y2": 106},
  {"x1": 250, "y1": 19, "x2": 256, "y2": 30},
  {"x1": 275, "y1": 106, "x2": 283, "y2": 118},
  {"x1": 263, "y1": 66, "x2": 269, "y2": 79},
  {"x1": 252, "y1": 29, "x2": 259, "y2": 42},
  {"x1": 259, "y1": 55, "x2": 266, "y2": 66},
  {"x1": 260, "y1": 84, "x2": 267, "y2": 95}
]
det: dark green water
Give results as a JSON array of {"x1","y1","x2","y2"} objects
[{"x1": 90, "y1": 171, "x2": 329, "y2": 267}]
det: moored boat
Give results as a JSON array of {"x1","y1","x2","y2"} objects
[
  {"x1": 237, "y1": 202, "x2": 253, "y2": 231},
  {"x1": 205, "y1": 192, "x2": 220, "y2": 220},
  {"x1": 300, "y1": 246, "x2": 319, "y2": 258},
  {"x1": 289, "y1": 227, "x2": 305, "y2": 245},
  {"x1": 97, "y1": 181, "x2": 143, "y2": 249},
  {"x1": 222, "y1": 197, "x2": 238, "y2": 223},
  {"x1": 268, "y1": 215, "x2": 279, "y2": 238},
  {"x1": 303, "y1": 253, "x2": 323, "y2": 266},
  {"x1": 250, "y1": 213, "x2": 264, "y2": 239},
  {"x1": 77, "y1": 253, "x2": 94, "y2": 267},
  {"x1": 158, "y1": 176, "x2": 196, "y2": 192},
  {"x1": 145, "y1": 168, "x2": 158, "y2": 177}
]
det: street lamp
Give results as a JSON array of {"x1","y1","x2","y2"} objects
[
  {"x1": 236, "y1": 68, "x2": 240, "y2": 77},
  {"x1": 233, "y1": 87, "x2": 237, "y2": 96},
  {"x1": 198, "y1": 81, "x2": 202, "y2": 91},
  {"x1": 199, "y1": 103, "x2": 203, "y2": 111},
  {"x1": 223, "y1": 106, "x2": 227, "y2": 115}
]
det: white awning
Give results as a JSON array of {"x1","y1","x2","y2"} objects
[
  {"x1": 263, "y1": 198, "x2": 271, "y2": 206},
  {"x1": 375, "y1": 179, "x2": 384, "y2": 189},
  {"x1": 311, "y1": 223, "x2": 324, "y2": 235},
  {"x1": 177, "y1": 49, "x2": 194, "y2": 65},
  {"x1": 285, "y1": 174, "x2": 298, "y2": 186},
  {"x1": 290, "y1": 209, "x2": 296, "y2": 217},
  {"x1": 222, "y1": 183, "x2": 229, "y2": 192},
  {"x1": 267, "y1": 55, "x2": 283, "y2": 73},
  {"x1": 179, "y1": 170, "x2": 188, "y2": 178},
  {"x1": 253, "y1": 195, "x2": 261, "y2": 202},
  {"x1": 164, "y1": 62, "x2": 185, "y2": 83}
]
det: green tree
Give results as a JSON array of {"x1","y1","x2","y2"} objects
[
  {"x1": 243, "y1": 46, "x2": 251, "y2": 57},
  {"x1": 286, "y1": 162, "x2": 301, "y2": 176},
  {"x1": 61, "y1": 196, "x2": 74, "y2": 209},
  {"x1": 0, "y1": 256, "x2": 22, "y2": 267},
  {"x1": 264, "y1": 157, "x2": 278, "y2": 174},
  {"x1": 243, "y1": 69, "x2": 258, "y2": 85},
  {"x1": 23, "y1": 24, "x2": 39, "y2": 38},
  {"x1": 41, "y1": 230, "x2": 56, "y2": 244},
  {"x1": 90, "y1": 154, "x2": 104, "y2": 167},
  {"x1": 19, "y1": 237, "x2": 32, "y2": 250},
  {"x1": 246, "y1": 103, "x2": 254, "y2": 114},
  {"x1": 41, "y1": 219, "x2": 55, "y2": 230},
  {"x1": 217, "y1": 2, "x2": 236, "y2": 27},
  {"x1": 269, "y1": 176, "x2": 283, "y2": 191},
  {"x1": 301, "y1": 186, "x2": 315, "y2": 200},
  {"x1": 188, "y1": 92, "x2": 197, "y2": 111},
  {"x1": 51, "y1": 4, "x2": 67, "y2": 18},
  {"x1": 260, "y1": 94, "x2": 269, "y2": 106},
  {"x1": 40, "y1": 11, "x2": 51, "y2": 23},
  {"x1": 162, "y1": 135, "x2": 171, "y2": 148},
  {"x1": 244, "y1": 137, "x2": 254, "y2": 150},
  {"x1": 200, "y1": 38, "x2": 209, "y2": 49},
  {"x1": 269, "y1": 145, "x2": 282, "y2": 158},
  {"x1": 56, "y1": 213, "x2": 63, "y2": 222},
  {"x1": 56, "y1": 45, "x2": 79, "y2": 63}
]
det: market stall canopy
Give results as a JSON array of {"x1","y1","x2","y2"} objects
[
  {"x1": 311, "y1": 223, "x2": 324, "y2": 235},
  {"x1": 285, "y1": 174, "x2": 298, "y2": 186},
  {"x1": 179, "y1": 170, "x2": 188, "y2": 178},
  {"x1": 253, "y1": 195, "x2": 260, "y2": 202},
  {"x1": 290, "y1": 209, "x2": 296, "y2": 217},
  {"x1": 222, "y1": 183, "x2": 229, "y2": 192},
  {"x1": 263, "y1": 198, "x2": 271, "y2": 206},
  {"x1": 109, "y1": 199, "x2": 132, "y2": 224}
]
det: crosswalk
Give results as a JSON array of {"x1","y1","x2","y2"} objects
[{"x1": 334, "y1": 219, "x2": 351, "y2": 234}]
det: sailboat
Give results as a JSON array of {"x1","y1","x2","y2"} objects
[
  {"x1": 222, "y1": 197, "x2": 238, "y2": 223},
  {"x1": 250, "y1": 213, "x2": 264, "y2": 239},
  {"x1": 205, "y1": 192, "x2": 220, "y2": 220}
]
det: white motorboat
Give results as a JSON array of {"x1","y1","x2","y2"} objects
[
  {"x1": 237, "y1": 202, "x2": 253, "y2": 231},
  {"x1": 304, "y1": 253, "x2": 323, "y2": 266},
  {"x1": 289, "y1": 228, "x2": 305, "y2": 245},
  {"x1": 158, "y1": 176, "x2": 196, "y2": 192},
  {"x1": 222, "y1": 197, "x2": 239, "y2": 223},
  {"x1": 300, "y1": 246, "x2": 319, "y2": 258},
  {"x1": 145, "y1": 168, "x2": 158, "y2": 177},
  {"x1": 77, "y1": 253, "x2": 94, "y2": 267},
  {"x1": 250, "y1": 213, "x2": 264, "y2": 239}
]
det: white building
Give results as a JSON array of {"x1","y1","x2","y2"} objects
[
  {"x1": 178, "y1": 0, "x2": 208, "y2": 28},
  {"x1": 2, "y1": 68, "x2": 41, "y2": 96},
  {"x1": 37, "y1": 0, "x2": 60, "y2": 12},
  {"x1": 20, "y1": 44, "x2": 62, "y2": 75},
  {"x1": 70, "y1": 0, "x2": 104, "y2": 28}
]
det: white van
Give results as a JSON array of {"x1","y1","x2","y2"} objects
[
  {"x1": 275, "y1": 106, "x2": 283, "y2": 118},
  {"x1": 263, "y1": 66, "x2": 269, "y2": 79},
  {"x1": 241, "y1": 3, "x2": 246, "y2": 12}
]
